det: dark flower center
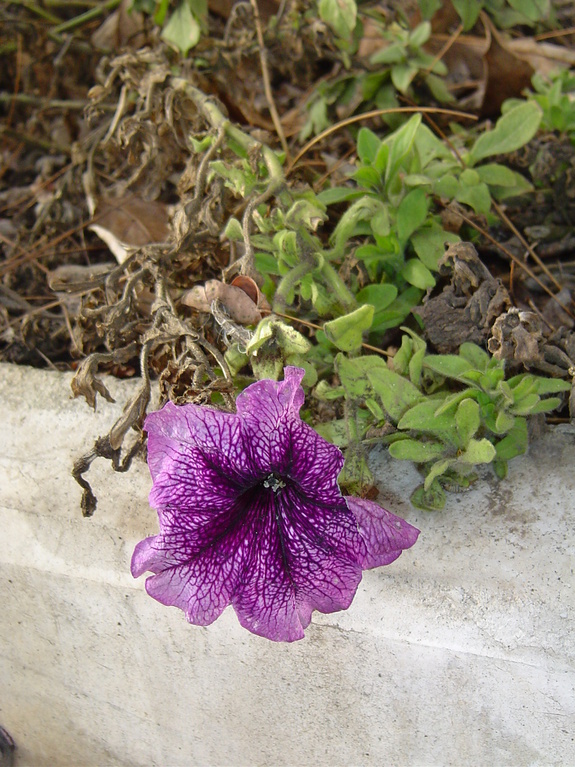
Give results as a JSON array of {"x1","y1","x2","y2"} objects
[{"x1": 262, "y1": 473, "x2": 286, "y2": 494}]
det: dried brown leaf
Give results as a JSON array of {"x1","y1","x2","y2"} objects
[{"x1": 182, "y1": 279, "x2": 263, "y2": 324}]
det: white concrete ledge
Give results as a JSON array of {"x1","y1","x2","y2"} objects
[{"x1": 1, "y1": 363, "x2": 574, "y2": 767}]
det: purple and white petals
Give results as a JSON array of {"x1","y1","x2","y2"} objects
[
  {"x1": 235, "y1": 366, "x2": 306, "y2": 475},
  {"x1": 345, "y1": 496, "x2": 420, "y2": 569},
  {"x1": 132, "y1": 367, "x2": 420, "y2": 641}
]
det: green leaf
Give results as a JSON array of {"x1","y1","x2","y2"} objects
[
  {"x1": 452, "y1": 0, "x2": 482, "y2": 30},
  {"x1": 409, "y1": 21, "x2": 432, "y2": 48},
  {"x1": 367, "y1": 365, "x2": 424, "y2": 422},
  {"x1": 370, "y1": 286, "x2": 423, "y2": 332},
  {"x1": 401, "y1": 259, "x2": 435, "y2": 290},
  {"x1": 408, "y1": 347, "x2": 426, "y2": 387},
  {"x1": 224, "y1": 217, "x2": 244, "y2": 241},
  {"x1": 315, "y1": 419, "x2": 352, "y2": 447},
  {"x1": 529, "y1": 376, "x2": 572, "y2": 395},
  {"x1": 385, "y1": 114, "x2": 422, "y2": 188},
  {"x1": 495, "y1": 418, "x2": 528, "y2": 461},
  {"x1": 411, "y1": 480, "x2": 446, "y2": 510},
  {"x1": 339, "y1": 450, "x2": 374, "y2": 496},
  {"x1": 434, "y1": 174, "x2": 459, "y2": 199},
  {"x1": 398, "y1": 399, "x2": 459, "y2": 442},
  {"x1": 475, "y1": 164, "x2": 534, "y2": 199},
  {"x1": 423, "y1": 354, "x2": 473, "y2": 379},
  {"x1": 527, "y1": 396, "x2": 563, "y2": 414},
  {"x1": 458, "y1": 342, "x2": 490, "y2": 371},
  {"x1": 356, "y1": 284, "x2": 398, "y2": 325},
  {"x1": 370, "y1": 42, "x2": 406, "y2": 65},
  {"x1": 424, "y1": 458, "x2": 453, "y2": 489},
  {"x1": 475, "y1": 163, "x2": 527, "y2": 187},
  {"x1": 425, "y1": 73, "x2": 455, "y2": 104},
  {"x1": 509, "y1": 392, "x2": 541, "y2": 415},
  {"x1": 494, "y1": 410, "x2": 515, "y2": 434},
  {"x1": 417, "y1": 0, "x2": 442, "y2": 20},
  {"x1": 314, "y1": 380, "x2": 345, "y2": 400},
  {"x1": 357, "y1": 128, "x2": 381, "y2": 164},
  {"x1": 458, "y1": 438, "x2": 496, "y2": 464},
  {"x1": 353, "y1": 166, "x2": 382, "y2": 189},
  {"x1": 323, "y1": 305, "x2": 374, "y2": 352},
  {"x1": 434, "y1": 388, "x2": 477, "y2": 415},
  {"x1": 455, "y1": 398, "x2": 481, "y2": 444},
  {"x1": 389, "y1": 438, "x2": 445, "y2": 462},
  {"x1": 396, "y1": 188, "x2": 429, "y2": 243},
  {"x1": 456, "y1": 181, "x2": 492, "y2": 214},
  {"x1": 161, "y1": 1, "x2": 201, "y2": 55},
  {"x1": 469, "y1": 102, "x2": 543, "y2": 165},
  {"x1": 336, "y1": 353, "x2": 386, "y2": 398},
  {"x1": 319, "y1": 0, "x2": 357, "y2": 38},
  {"x1": 391, "y1": 63, "x2": 419, "y2": 95},
  {"x1": 317, "y1": 187, "x2": 363, "y2": 205},
  {"x1": 411, "y1": 224, "x2": 460, "y2": 271}
]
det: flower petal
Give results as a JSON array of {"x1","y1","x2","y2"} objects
[
  {"x1": 287, "y1": 419, "x2": 345, "y2": 504},
  {"x1": 146, "y1": 434, "x2": 241, "y2": 517},
  {"x1": 235, "y1": 366, "x2": 306, "y2": 475},
  {"x1": 131, "y1": 503, "x2": 252, "y2": 626},
  {"x1": 145, "y1": 401, "x2": 256, "y2": 486},
  {"x1": 232, "y1": 485, "x2": 364, "y2": 641},
  {"x1": 345, "y1": 496, "x2": 420, "y2": 569}
]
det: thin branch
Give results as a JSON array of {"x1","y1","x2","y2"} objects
[
  {"x1": 249, "y1": 0, "x2": 290, "y2": 160},
  {"x1": 288, "y1": 106, "x2": 477, "y2": 172}
]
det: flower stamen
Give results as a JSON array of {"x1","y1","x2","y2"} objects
[{"x1": 262, "y1": 473, "x2": 286, "y2": 493}]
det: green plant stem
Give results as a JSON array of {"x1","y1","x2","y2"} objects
[
  {"x1": 0, "y1": 93, "x2": 115, "y2": 111},
  {"x1": 6, "y1": 0, "x2": 62, "y2": 23},
  {"x1": 51, "y1": 0, "x2": 121, "y2": 34},
  {"x1": 273, "y1": 260, "x2": 317, "y2": 311},
  {"x1": 321, "y1": 261, "x2": 357, "y2": 312}
]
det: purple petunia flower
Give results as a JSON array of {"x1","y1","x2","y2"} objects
[{"x1": 132, "y1": 367, "x2": 419, "y2": 642}]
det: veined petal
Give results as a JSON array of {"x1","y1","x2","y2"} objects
[
  {"x1": 286, "y1": 419, "x2": 345, "y2": 505},
  {"x1": 145, "y1": 401, "x2": 256, "y2": 485},
  {"x1": 235, "y1": 366, "x2": 306, "y2": 475},
  {"x1": 147, "y1": 434, "x2": 241, "y2": 517},
  {"x1": 345, "y1": 496, "x2": 420, "y2": 569},
  {"x1": 232, "y1": 485, "x2": 363, "y2": 642},
  {"x1": 131, "y1": 503, "x2": 252, "y2": 626}
]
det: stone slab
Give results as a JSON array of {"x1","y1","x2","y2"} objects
[{"x1": 0, "y1": 363, "x2": 573, "y2": 766}]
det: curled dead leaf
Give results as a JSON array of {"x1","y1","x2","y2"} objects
[
  {"x1": 90, "y1": 195, "x2": 171, "y2": 264},
  {"x1": 182, "y1": 278, "x2": 269, "y2": 325}
]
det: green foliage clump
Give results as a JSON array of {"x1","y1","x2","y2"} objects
[{"x1": 316, "y1": 333, "x2": 571, "y2": 510}]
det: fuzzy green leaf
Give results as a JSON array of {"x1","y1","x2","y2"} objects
[
  {"x1": 452, "y1": 0, "x2": 482, "y2": 29},
  {"x1": 336, "y1": 353, "x2": 385, "y2": 398},
  {"x1": 455, "y1": 398, "x2": 481, "y2": 444},
  {"x1": 389, "y1": 438, "x2": 445, "y2": 462},
  {"x1": 469, "y1": 102, "x2": 543, "y2": 165},
  {"x1": 161, "y1": 1, "x2": 201, "y2": 55},
  {"x1": 411, "y1": 481, "x2": 446, "y2": 510},
  {"x1": 424, "y1": 354, "x2": 473, "y2": 379},
  {"x1": 385, "y1": 114, "x2": 422, "y2": 188},
  {"x1": 494, "y1": 418, "x2": 528, "y2": 461},
  {"x1": 458, "y1": 438, "x2": 496, "y2": 464},
  {"x1": 401, "y1": 259, "x2": 435, "y2": 290},
  {"x1": 324, "y1": 305, "x2": 374, "y2": 352},
  {"x1": 367, "y1": 365, "x2": 424, "y2": 422},
  {"x1": 356, "y1": 284, "x2": 398, "y2": 320},
  {"x1": 357, "y1": 128, "x2": 382, "y2": 164},
  {"x1": 397, "y1": 188, "x2": 429, "y2": 244},
  {"x1": 411, "y1": 224, "x2": 460, "y2": 271},
  {"x1": 423, "y1": 458, "x2": 453, "y2": 489},
  {"x1": 318, "y1": 0, "x2": 357, "y2": 38},
  {"x1": 458, "y1": 342, "x2": 490, "y2": 371}
]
